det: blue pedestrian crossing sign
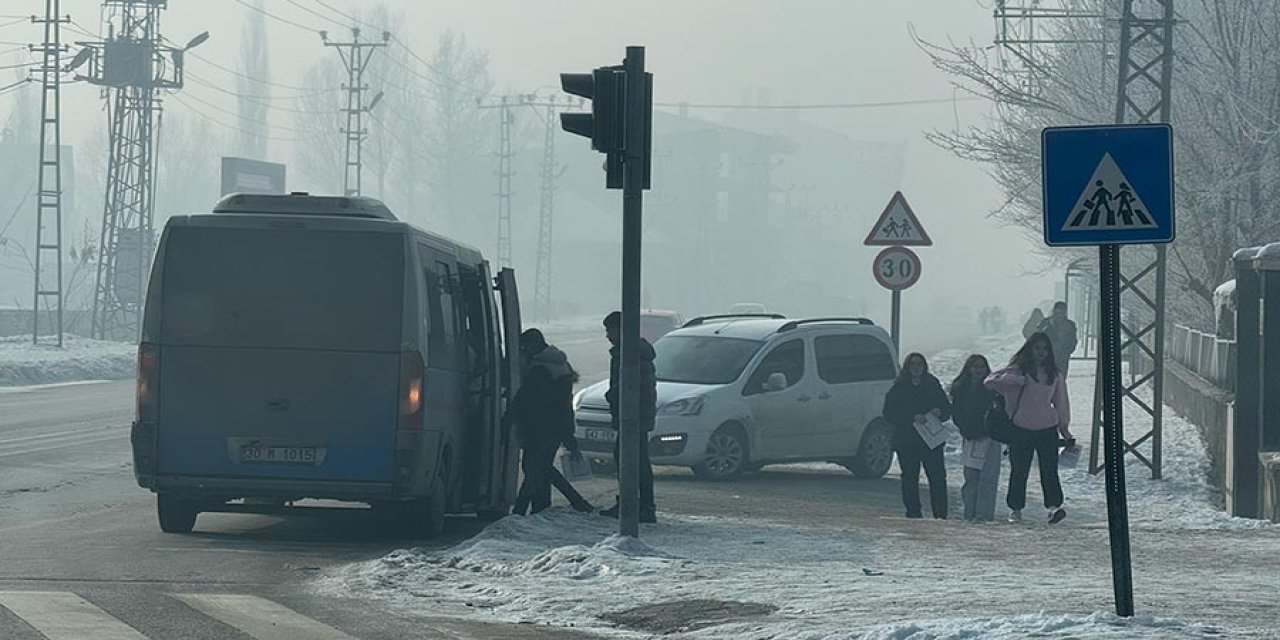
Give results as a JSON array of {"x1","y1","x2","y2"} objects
[{"x1": 1042, "y1": 123, "x2": 1174, "y2": 246}]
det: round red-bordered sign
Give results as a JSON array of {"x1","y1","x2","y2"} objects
[{"x1": 873, "y1": 246, "x2": 922, "y2": 291}]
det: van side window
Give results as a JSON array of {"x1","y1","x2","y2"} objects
[
  {"x1": 815, "y1": 334, "x2": 896, "y2": 383},
  {"x1": 743, "y1": 339, "x2": 805, "y2": 395},
  {"x1": 418, "y1": 246, "x2": 453, "y2": 370},
  {"x1": 434, "y1": 260, "x2": 463, "y2": 370}
]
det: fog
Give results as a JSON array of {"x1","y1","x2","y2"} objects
[{"x1": 0, "y1": 0, "x2": 1055, "y2": 351}]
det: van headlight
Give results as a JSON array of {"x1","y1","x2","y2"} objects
[
  {"x1": 573, "y1": 389, "x2": 586, "y2": 411},
  {"x1": 658, "y1": 396, "x2": 705, "y2": 416}
]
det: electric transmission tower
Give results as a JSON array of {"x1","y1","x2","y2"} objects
[
  {"x1": 30, "y1": 0, "x2": 70, "y2": 346},
  {"x1": 1086, "y1": 0, "x2": 1174, "y2": 480},
  {"x1": 77, "y1": 1, "x2": 207, "y2": 341},
  {"x1": 479, "y1": 94, "x2": 580, "y2": 312},
  {"x1": 322, "y1": 28, "x2": 388, "y2": 197}
]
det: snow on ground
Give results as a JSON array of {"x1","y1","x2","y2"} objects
[
  {"x1": 0, "y1": 335, "x2": 135, "y2": 387},
  {"x1": 320, "y1": 332, "x2": 1277, "y2": 638}
]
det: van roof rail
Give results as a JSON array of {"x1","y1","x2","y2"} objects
[
  {"x1": 777, "y1": 317, "x2": 875, "y2": 332},
  {"x1": 683, "y1": 313, "x2": 786, "y2": 327},
  {"x1": 213, "y1": 193, "x2": 398, "y2": 221}
]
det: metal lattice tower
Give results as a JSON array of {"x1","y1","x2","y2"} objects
[
  {"x1": 81, "y1": 0, "x2": 193, "y2": 341},
  {"x1": 533, "y1": 101, "x2": 558, "y2": 322},
  {"x1": 1087, "y1": 0, "x2": 1174, "y2": 479},
  {"x1": 30, "y1": 0, "x2": 69, "y2": 346},
  {"x1": 480, "y1": 96, "x2": 516, "y2": 269},
  {"x1": 323, "y1": 28, "x2": 387, "y2": 197},
  {"x1": 993, "y1": 0, "x2": 1106, "y2": 98}
]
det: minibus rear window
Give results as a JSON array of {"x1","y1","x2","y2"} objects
[{"x1": 160, "y1": 226, "x2": 404, "y2": 352}]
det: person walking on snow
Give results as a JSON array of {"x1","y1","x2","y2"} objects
[
  {"x1": 883, "y1": 353, "x2": 951, "y2": 519},
  {"x1": 504, "y1": 329, "x2": 593, "y2": 515},
  {"x1": 985, "y1": 332, "x2": 1072, "y2": 524},
  {"x1": 950, "y1": 354, "x2": 1001, "y2": 523},
  {"x1": 1035, "y1": 301, "x2": 1078, "y2": 375},
  {"x1": 599, "y1": 311, "x2": 658, "y2": 523}
]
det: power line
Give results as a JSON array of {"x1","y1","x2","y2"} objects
[
  {"x1": 184, "y1": 49, "x2": 318, "y2": 92},
  {"x1": 310, "y1": 0, "x2": 374, "y2": 30},
  {"x1": 282, "y1": 0, "x2": 345, "y2": 30},
  {"x1": 185, "y1": 69, "x2": 334, "y2": 102},
  {"x1": 169, "y1": 93, "x2": 312, "y2": 142},
  {"x1": 232, "y1": 0, "x2": 321, "y2": 35},
  {"x1": 0, "y1": 60, "x2": 37, "y2": 71},
  {"x1": 184, "y1": 75, "x2": 333, "y2": 115},
  {"x1": 654, "y1": 96, "x2": 987, "y2": 110},
  {"x1": 0, "y1": 17, "x2": 32, "y2": 30},
  {"x1": 0, "y1": 77, "x2": 31, "y2": 95},
  {"x1": 168, "y1": 86, "x2": 310, "y2": 134}
]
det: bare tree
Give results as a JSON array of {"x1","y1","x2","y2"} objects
[{"x1": 236, "y1": 0, "x2": 270, "y2": 160}]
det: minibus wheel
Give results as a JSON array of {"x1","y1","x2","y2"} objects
[{"x1": 157, "y1": 494, "x2": 198, "y2": 534}]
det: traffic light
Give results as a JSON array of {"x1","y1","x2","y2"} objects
[
  {"x1": 560, "y1": 64, "x2": 651, "y2": 190},
  {"x1": 560, "y1": 67, "x2": 623, "y2": 153}
]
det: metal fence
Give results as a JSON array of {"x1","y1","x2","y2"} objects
[{"x1": 1168, "y1": 324, "x2": 1236, "y2": 391}]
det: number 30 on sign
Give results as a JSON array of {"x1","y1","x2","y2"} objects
[{"x1": 873, "y1": 246, "x2": 922, "y2": 291}]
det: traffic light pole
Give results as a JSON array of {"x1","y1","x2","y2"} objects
[{"x1": 617, "y1": 46, "x2": 646, "y2": 538}]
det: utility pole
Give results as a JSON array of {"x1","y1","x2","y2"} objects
[
  {"x1": 79, "y1": 1, "x2": 207, "y2": 341},
  {"x1": 30, "y1": 0, "x2": 69, "y2": 347},
  {"x1": 495, "y1": 98, "x2": 514, "y2": 268},
  {"x1": 533, "y1": 99, "x2": 558, "y2": 322},
  {"x1": 322, "y1": 28, "x2": 388, "y2": 197}
]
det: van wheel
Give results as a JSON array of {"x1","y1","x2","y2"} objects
[
  {"x1": 157, "y1": 494, "x2": 198, "y2": 534},
  {"x1": 403, "y1": 473, "x2": 448, "y2": 538},
  {"x1": 692, "y1": 425, "x2": 748, "y2": 481},
  {"x1": 844, "y1": 420, "x2": 894, "y2": 479}
]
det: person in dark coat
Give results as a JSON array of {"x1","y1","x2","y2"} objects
[
  {"x1": 882, "y1": 352, "x2": 952, "y2": 519},
  {"x1": 950, "y1": 354, "x2": 1001, "y2": 522},
  {"x1": 598, "y1": 311, "x2": 658, "y2": 523},
  {"x1": 504, "y1": 329, "x2": 593, "y2": 515}
]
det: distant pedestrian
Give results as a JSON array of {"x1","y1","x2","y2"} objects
[
  {"x1": 505, "y1": 329, "x2": 593, "y2": 515},
  {"x1": 950, "y1": 354, "x2": 1001, "y2": 523},
  {"x1": 1035, "y1": 302, "x2": 1079, "y2": 374},
  {"x1": 883, "y1": 353, "x2": 951, "y2": 519},
  {"x1": 985, "y1": 332, "x2": 1072, "y2": 524},
  {"x1": 598, "y1": 311, "x2": 658, "y2": 524}
]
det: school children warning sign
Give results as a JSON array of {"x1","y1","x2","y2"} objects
[{"x1": 864, "y1": 191, "x2": 932, "y2": 246}]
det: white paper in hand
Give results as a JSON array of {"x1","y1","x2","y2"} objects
[
  {"x1": 961, "y1": 438, "x2": 991, "y2": 470},
  {"x1": 914, "y1": 414, "x2": 949, "y2": 450},
  {"x1": 560, "y1": 451, "x2": 593, "y2": 482}
]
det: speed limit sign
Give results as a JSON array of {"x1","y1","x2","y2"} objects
[{"x1": 872, "y1": 246, "x2": 922, "y2": 291}]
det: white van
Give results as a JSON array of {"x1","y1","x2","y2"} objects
[
  {"x1": 573, "y1": 316, "x2": 898, "y2": 480},
  {"x1": 131, "y1": 194, "x2": 522, "y2": 535}
]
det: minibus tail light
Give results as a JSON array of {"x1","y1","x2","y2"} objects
[
  {"x1": 400, "y1": 351, "x2": 424, "y2": 429},
  {"x1": 136, "y1": 342, "x2": 159, "y2": 423}
]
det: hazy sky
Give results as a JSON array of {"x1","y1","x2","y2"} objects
[{"x1": 2, "y1": 0, "x2": 1055, "y2": 318}]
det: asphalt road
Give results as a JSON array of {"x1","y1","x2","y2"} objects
[{"x1": 0, "y1": 332, "x2": 615, "y2": 640}]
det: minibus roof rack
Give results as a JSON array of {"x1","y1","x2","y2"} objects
[
  {"x1": 683, "y1": 313, "x2": 786, "y2": 327},
  {"x1": 777, "y1": 317, "x2": 875, "y2": 332},
  {"x1": 213, "y1": 193, "x2": 398, "y2": 221}
]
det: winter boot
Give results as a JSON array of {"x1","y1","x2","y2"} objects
[
  {"x1": 1007, "y1": 509, "x2": 1023, "y2": 523},
  {"x1": 1048, "y1": 506, "x2": 1066, "y2": 524},
  {"x1": 570, "y1": 498, "x2": 595, "y2": 513}
]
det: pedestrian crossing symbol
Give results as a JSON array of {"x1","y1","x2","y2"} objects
[
  {"x1": 1042, "y1": 123, "x2": 1174, "y2": 247},
  {"x1": 1064, "y1": 153, "x2": 1157, "y2": 231}
]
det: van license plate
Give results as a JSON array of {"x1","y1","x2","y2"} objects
[
  {"x1": 585, "y1": 428, "x2": 617, "y2": 443},
  {"x1": 240, "y1": 446, "x2": 317, "y2": 464}
]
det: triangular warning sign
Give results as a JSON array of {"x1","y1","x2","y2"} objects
[
  {"x1": 1062, "y1": 153, "x2": 1158, "y2": 232},
  {"x1": 864, "y1": 191, "x2": 932, "y2": 246}
]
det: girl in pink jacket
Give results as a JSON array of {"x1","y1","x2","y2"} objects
[{"x1": 985, "y1": 332, "x2": 1073, "y2": 524}]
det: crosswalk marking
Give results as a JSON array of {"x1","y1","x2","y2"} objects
[
  {"x1": 0, "y1": 591, "x2": 148, "y2": 640},
  {"x1": 174, "y1": 594, "x2": 357, "y2": 640}
]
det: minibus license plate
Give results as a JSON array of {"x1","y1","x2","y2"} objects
[
  {"x1": 240, "y1": 446, "x2": 317, "y2": 464},
  {"x1": 585, "y1": 428, "x2": 616, "y2": 443}
]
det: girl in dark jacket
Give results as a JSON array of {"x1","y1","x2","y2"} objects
[
  {"x1": 950, "y1": 354, "x2": 1001, "y2": 522},
  {"x1": 882, "y1": 353, "x2": 951, "y2": 519}
]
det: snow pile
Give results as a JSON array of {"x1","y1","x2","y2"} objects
[
  {"x1": 0, "y1": 335, "x2": 135, "y2": 387},
  {"x1": 322, "y1": 510, "x2": 1264, "y2": 638},
  {"x1": 843, "y1": 612, "x2": 1232, "y2": 640}
]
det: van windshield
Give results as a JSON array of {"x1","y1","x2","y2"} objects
[
  {"x1": 160, "y1": 226, "x2": 404, "y2": 352},
  {"x1": 654, "y1": 335, "x2": 764, "y2": 385}
]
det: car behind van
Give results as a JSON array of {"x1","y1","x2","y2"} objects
[
  {"x1": 131, "y1": 193, "x2": 521, "y2": 535},
  {"x1": 573, "y1": 316, "x2": 898, "y2": 480}
]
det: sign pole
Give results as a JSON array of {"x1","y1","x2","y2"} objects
[
  {"x1": 890, "y1": 290, "x2": 901, "y2": 354},
  {"x1": 1098, "y1": 244, "x2": 1135, "y2": 615},
  {"x1": 617, "y1": 46, "x2": 646, "y2": 539}
]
